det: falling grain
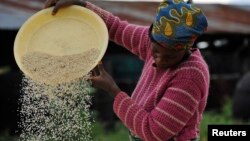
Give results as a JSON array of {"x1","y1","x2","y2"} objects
[{"x1": 18, "y1": 48, "x2": 100, "y2": 141}]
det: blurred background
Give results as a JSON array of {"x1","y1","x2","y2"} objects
[{"x1": 0, "y1": 0, "x2": 250, "y2": 141}]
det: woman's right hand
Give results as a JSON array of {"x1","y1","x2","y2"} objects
[{"x1": 44, "y1": 0, "x2": 86, "y2": 15}]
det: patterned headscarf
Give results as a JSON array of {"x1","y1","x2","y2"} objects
[{"x1": 151, "y1": 0, "x2": 208, "y2": 50}]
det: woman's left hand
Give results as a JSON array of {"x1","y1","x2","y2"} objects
[
  {"x1": 44, "y1": 0, "x2": 86, "y2": 15},
  {"x1": 90, "y1": 62, "x2": 121, "y2": 98}
]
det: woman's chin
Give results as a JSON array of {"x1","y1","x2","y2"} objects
[
  {"x1": 158, "y1": 65, "x2": 169, "y2": 69},
  {"x1": 153, "y1": 62, "x2": 169, "y2": 69}
]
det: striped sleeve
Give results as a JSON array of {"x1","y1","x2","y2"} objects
[
  {"x1": 86, "y1": 2, "x2": 151, "y2": 61},
  {"x1": 113, "y1": 78, "x2": 203, "y2": 141},
  {"x1": 150, "y1": 78, "x2": 202, "y2": 140}
]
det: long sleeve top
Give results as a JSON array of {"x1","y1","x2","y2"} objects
[{"x1": 86, "y1": 2, "x2": 210, "y2": 141}]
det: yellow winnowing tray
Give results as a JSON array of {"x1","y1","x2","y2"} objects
[{"x1": 14, "y1": 5, "x2": 108, "y2": 84}]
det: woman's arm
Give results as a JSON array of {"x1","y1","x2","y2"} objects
[
  {"x1": 113, "y1": 78, "x2": 202, "y2": 141},
  {"x1": 85, "y1": 2, "x2": 151, "y2": 61}
]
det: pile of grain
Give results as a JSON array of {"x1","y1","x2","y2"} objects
[
  {"x1": 21, "y1": 48, "x2": 100, "y2": 85},
  {"x1": 18, "y1": 48, "x2": 100, "y2": 141}
]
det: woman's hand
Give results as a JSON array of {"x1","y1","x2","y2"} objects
[
  {"x1": 91, "y1": 62, "x2": 121, "y2": 98},
  {"x1": 44, "y1": 0, "x2": 86, "y2": 15}
]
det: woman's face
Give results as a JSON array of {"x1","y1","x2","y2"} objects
[{"x1": 151, "y1": 42, "x2": 187, "y2": 69}]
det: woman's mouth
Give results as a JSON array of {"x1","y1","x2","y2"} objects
[
  {"x1": 153, "y1": 62, "x2": 157, "y2": 67},
  {"x1": 153, "y1": 60, "x2": 169, "y2": 69}
]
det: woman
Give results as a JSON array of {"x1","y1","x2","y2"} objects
[{"x1": 44, "y1": 0, "x2": 210, "y2": 140}]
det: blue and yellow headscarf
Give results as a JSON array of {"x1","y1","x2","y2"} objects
[{"x1": 151, "y1": 0, "x2": 208, "y2": 50}]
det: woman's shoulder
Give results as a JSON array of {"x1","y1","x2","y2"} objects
[
  {"x1": 182, "y1": 48, "x2": 209, "y2": 70},
  {"x1": 170, "y1": 49, "x2": 210, "y2": 82}
]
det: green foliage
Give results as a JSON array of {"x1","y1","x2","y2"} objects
[
  {"x1": 1, "y1": 99, "x2": 249, "y2": 141},
  {"x1": 92, "y1": 121, "x2": 129, "y2": 141},
  {"x1": 200, "y1": 98, "x2": 249, "y2": 141}
]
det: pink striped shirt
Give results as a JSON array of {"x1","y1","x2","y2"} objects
[{"x1": 86, "y1": 2, "x2": 210, "y2": 141}]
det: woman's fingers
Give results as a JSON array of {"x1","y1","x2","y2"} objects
[
  {"x1": 52, "y1": 0, "x2": 66, "y2": 15},
  {"x1": 91, "y1": 70, "x2": 97, "y2": 77},
  {"x1": 97, "y1": 62, "x2": 106, "y2": 75},
  {"x1": 44, "y1": 0, "x2": 56, "y2": 8},
  {"x1": 91, "y1": 66, "x2": 99, "y2": 77},
  {"x1": 90, "y1": 62, "x2": 106, "y2": 87},
  {"x1": 90, "y1": 75, "x2": 103, "y2": 88},
  {"x1": 90, "y1": 76, "x2": 96, "y2": 85}
]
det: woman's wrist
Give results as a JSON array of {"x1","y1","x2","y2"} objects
[{"x1": 109, "y1": 85, "x2": 121, "y2": 98}]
